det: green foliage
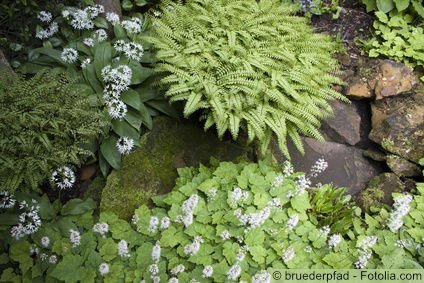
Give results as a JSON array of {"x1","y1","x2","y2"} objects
[
  {"x1": 360, "y1": 0, "x2": 424, "y2": 81},
  {"x1": 282, "y1": 0, "x2": 343, "y2": 18},
  {"x1": 23, "y1": 3, "x2": 178, "y2": 175},
  {"x1": 147, "y1": 0, "x2": 346, "y2": 158},
  {"x1": 0, "y1": 70, "x2": 103, "y2": 192},
  {"x1": 1, "y1": 160, "x2": 424, "y2": 282}
]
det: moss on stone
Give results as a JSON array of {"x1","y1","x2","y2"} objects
[{"x1": 100, "y1": 117, "x2": 249, "y2": 220}]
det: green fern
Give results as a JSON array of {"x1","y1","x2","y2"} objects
[
  {"x1": 146, "y1": 0, "x2": 347, "y2": 157},
  {"x1": 0, "y1": 70, "x2": 105, "y2": 192}
]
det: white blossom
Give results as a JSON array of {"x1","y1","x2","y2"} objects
[
  {"x1": 80, "y1": 58, "x2": 91, "y2": 69},
  {"x1": 106, "y1": 98, "x2": 127, "y2": 120},
  {"x1": 0, "y1": 191, "x2": 16, "y2": 209},
  {"x1": 149, "y1": 216, "x2": 159, "y2": 233},
  {"x1": 282, "y1": 246, "x2": 295, "y2": 263},
  {"x1": 160, "y1": 217, "x2": 170, "y2": 229},
  {"x1": 152, "y1": 276, "x2": 160, "y2": 283},
  {"x1": 387, "y1": 194, "x2": 413, "y2": 232},
  {"x1": 69, "y1": 229, "x2": 81, "y2": 247},
  {"x1": 220, "y1": 230, "x2": 231, "y2": 240},
  {"x1": 267, "y1": 198, "x2": 281, "y2": 209},
  {"x1": 184, "y1": 236, "x2": 203, "y2": 256},
  {"x1": 238, "y1": 207, "x2": 271, "y2": 228},
  {"x1": 51, "y1": 166, "x2": 75, "y2": 189},
  {"x1": 11, "y1": 203, "x2": 41, "y2": 240},
  {"x1": 49, "y1": 255, "x2": 58, "y2": 264},
  {"x1": 149, "y1": 263, "x2": 159, "y2": 275},
  {"x1": 152, "y1": 241, "x2": 161, "y2": 262},
  {"x1": 282, "y1": 161, "x2": 294, "y2": 176},
  {"x1": 40, "y1": 253, "x2": 48, "y2": 261},
  {"x1": 226, "y1": 264, "x2": 241, "y2": 281},
  {"x1": 93, "y1": 222, "x2": 109, "y2": 237},
  {"x1": 202, "y1": 265, "x2": 213, "y2": 278},
  {"x1": 38, "y1": 11, "x2": 53, "y2": 23},
  {"x1": 95, "y1": 29, "x2": 108, "y2": 42},
  {"x1": 286, "y1": 214, "x2": 299, "y2": 230},
  {"x1": 320, "y1": 226, "x2": 330, "y2": 237},
  {"x1": 116, "y1": 137, "x2": 135, "y2": 155},
  {"x1": 354, "y1": 249, "x2": 372, "y2": 269},
  {"x1": 114, "y1": 40, "x2": 144, "y2": 61},
  {"x1": 83, "y1": 37, "x2": 95, "y2": 47},
  {"x1": 121, "y1": 17, "x2": 142, "y2": 34},
  {"x1": 41, "y1": 236, "x2": 50, "y2": 248},
  {"x1": 30, "y1": 246, "x2": 39, "y2": 255},
  {"x1": 101, "y1": 64, "x2": 132, "y2": 97},
  {"x1": 207, "y1": 188, "x2": 217, "y2": 201},
  {"x1": 118, "y1": 239, "x2": 130, "y2": 258},
  {"x1": 168, "y1": 278, "x2": 178, "y2": 283},
  {"x1": 272, "y1": 174, "x2": 284, "y2": 187},
  {"x1": 35, "y1": 22, "x2": 59, "y2": 39},
  {"x1": 309, "y1": 158, "x2": 328, "y2": 177},
  {"x1": 106, "y1": 12, "x2": 120, "y2": 25},
  {"x1": 170, "y1": 264, "x2": 185, "y2": 275},
  {"x1": 99, "y1": 263, "x2": 110, "y2": 276},
  {"x1": 304, "y1": 245, "x2": 312, "y2": 253},
  {"x1": 236, "y1": 251, "x2": 245, "y2": 262},
  {"x1": 328, "y1": 234, "x2": 342, "y2": 249},
  {"x1": 358, "y1": 236, "x2": 377, "y2": 250},
  {"x1": 252, "y1": 270, "x2": 271, "y2": 283},
  {"x1": 61, "y1": 47, "x2": 79, "y2": 63}
]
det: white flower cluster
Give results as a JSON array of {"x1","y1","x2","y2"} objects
[
  {"x1": 95, "y1": 29, "x2": 108, "y2": 42},
  {"x1": 160, "y1": 216, "x2": 170, "y2": 229},
  {"x1": 152, "y1": 241, "x2": 161, "y2": 262},
  {"x1": 238, "y1": 207, "x2": 271, "y2": 229},
  {"x1": 118, "y1": 239, "x2": 130, "y2": 258},
  {"x1": 41, "y1": 236, "x2": 50, "y2": 247},
  {"x1": 286, "y1": 214, "x2": 299, "y2": 230},
  {"x1": 252, "y1": 270, "x2": 271, "y2": 283},
  {"x1": 220, "y1": 230, "x2": 231, "y2": 240},
  {"x1": 80, "y1": 58, "x2": 91, "y2": 69},
  {"x1": 271, "y1": 174, "x2": 284, "y2": 188},
  {"x1": 51, "y1": 166, "x2": 76, "y2": 189},
  {"x1": 69, "y1": 229, "x2": 81, "y2": 247},
  {"x1": 282, "y1": 246, "x2": 295, "y2": 264},
  {"x1": 176, "y1": 194, "x2": 199, "y2": 227},
  {"x1": 10, "y1": 199, "x2": 41, "y2": 240},
  {"x1": 149, "y1": 263, "x2": 159, "y2": 275},
  {"x1": 116, "y1": 136, "x2": 135, "y2": 155},
  {"x1": 83, "y1": 37, "x2": 95, "y2": 47},
  {"x1": 61, "y1": 47, "x2": 78, "y2": 63},
  {"x1": 49, "y1": 255, "x2": 58, "y2": 264},
  {"x1": 38, "y1": 11, "x2": 53, "y2": 23},
  {"x1": 355, "y1": 236, "x2": 377, "y2": 269},
  {"x1": 35, "y1": 11, "x2": 59, "y2": 39},
  {"x1": 226, "y1": 263, "x2": 241, "y2": 281},
  {"x1": 101, "y1": 65, "x2": 132, "y2": 120},
  {"x1": 282, "y1": 161, "x2": 294, "y2": 176},
  {"x1": 0, "y1": 191, "x2": 16, "y2": 209},
  {"x1": 202, "y1": 265, "x2": 213, "y2": 278},
  {"x1": 320, "y1": 225, "x2": 331, "y2": 238},
  {"x1": 387, "y1": 194, "x2": 413, "y2": 232},
  {"x1": 114, "y1": 40, "x2": 144, "y2": 61},
  {"x1": 121, "y1": 17, "x2": 142, "y2": 34},
  {"x1": 99, "y1": 262, "x2": 110, "y2": 276},
  {"x1": 93, "y1": 222, "x2": 109, "y2": 237},
  {"x1": 106, "y1": 12, "x2": 120, "y2": 26},
  {"x1": 287, "y1": 174, "x2": 310, "y2": 198},
  {"x1": 328, "y1": 234, "x2": 342, "y2": 249},
  {"x1": 230, "y1": 187, "x2": 249, "y2": 206},
  {"x1": 184, "y1": 236, "x2": 203, "y2": 256},
  {"x1": 149, "y1": 216, "x2": 159, "y2": 233},
  {"x1": 169, "y1": 278, "x2": 178, "y2": 283},
  {"x1": 62, "y1": 5, "x2": 104, "y2": 30},
  {"x1": 395, "y1": 239, "x2": 420, "y2": 250},
  {"x1": 171, "y1": 264, "x2": 185, "y2": 275},
  {"x1": 309, "y1": 158, "x2": 328, "y2": 177}
]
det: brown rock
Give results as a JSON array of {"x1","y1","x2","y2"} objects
[
  {"x1": 363, "y1": 149, "x2": 386, "y2": 162},
  {"x1": 346, "y1": 79, "x2": 373, "y2": 100},
  {"x1": 374, "y1": 60, "x2": 417, "y2": 100},
  {"x1": 80, "y1": 164, "x2": 97, "y2": 181}
]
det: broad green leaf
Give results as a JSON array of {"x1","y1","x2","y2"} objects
[
  {"x1": 50, "y1": 255, "x2": 85, "y2": 283},
  {"x1": 99, "y1": 238, "x2": 118, "y2": 261},
  {"x1": 94, "y1": 42, "x2": 112, "y2": 79},
  {"x1": 129, "y1": 61, "x2": 154, "y2": 85},
  {"x1": 94, "y1": 17, "x2": 109, "y2": 29},
  {"x1": 377, "y1": 0, "x2": 394, "y2": 13},
  {"x1": 61, "y1": 198, "x2": 96, "y2": 216},
  {"x1": 395, "y1": 0, "x2": 410, "y2": 11},
  {"x1": 111, "y1": 119, "x2": 140, "y2": 141},
  {"x1": 100, "y1": 135, "x2": 121, "y2": 169}
]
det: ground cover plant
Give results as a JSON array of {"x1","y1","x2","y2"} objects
[
  {"x1": 1, "y1": 160, "x2": 423, "y2": 282},
  {"x1": 0, "y1": 70, "x2": 103, "y2": 193},
  {"x1": 147, "y1": 0, "x2": 347, "y2": 158},
  {"x1": 23, "y1": 4, "x2": 177, "y2": 175}
]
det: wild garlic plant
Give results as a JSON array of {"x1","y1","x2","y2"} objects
[
  {"x1": 23, "y1": 4, "x2": 177, "y2": 175},
  {"x1": 1, "y1": 161, "x2": 424, "y2": 282}
]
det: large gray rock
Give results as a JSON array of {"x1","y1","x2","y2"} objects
[
  {"x1": 386, "y1": 155, "x2": 421, "y2": 177},
  {"x1": 100, "y1": 117, "x2": 249, "y2": 219},
  {"x1": 369, "y1": 92, "x2": 424, "y2": 163},
  {"x1": 320, "y1": 100, "x2": 362, "y2": 146},
  {"x1": 271, "y1": 137, "x2": 384, "y2": 195}
]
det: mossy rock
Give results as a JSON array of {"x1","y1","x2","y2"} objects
[{"x1": 100, "y1": 117, "x2": 250, "y2": 219}]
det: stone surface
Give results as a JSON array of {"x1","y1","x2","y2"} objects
[
  {"x1": 271, "y1": 137, "x2": 384, "y2": 195},
  {"x1": 96, "y1": 0, "x2": 122, "y2": 17},
  {"x1": 386, "y1": 155, "x2": 421, "y2": 177},
  {"x1": 100, "y1": 117, "x2": 249, "y2": 219},
  {"x1": 363, "y1": 149, "x2": 386, "y2": 162},
  {"x1": 358, "y1": 173, "x2": 406, "y2": 212},
  {"x1": 346, "y1": 78, "x2": 373, "y2": 99},
  {"x1": 320, "y1": 100, "x2": 362, "y2": 146},
  {"x1": 374, "y1": 60, "x2": 417, "y2": 100},
  {"x1": 0, "y1": 49, "x2": 13, "y2": 73},
  {"x1": 369, "y1": 92, "x2": 424, "y2": 163}
]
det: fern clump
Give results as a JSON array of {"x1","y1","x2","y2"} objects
[
  {"x1": 147, "y1": 0, "x2": 346, "y2": 156},
  {"x1": 0, "y1": 70, "x2": 105, "y2": 192}
]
